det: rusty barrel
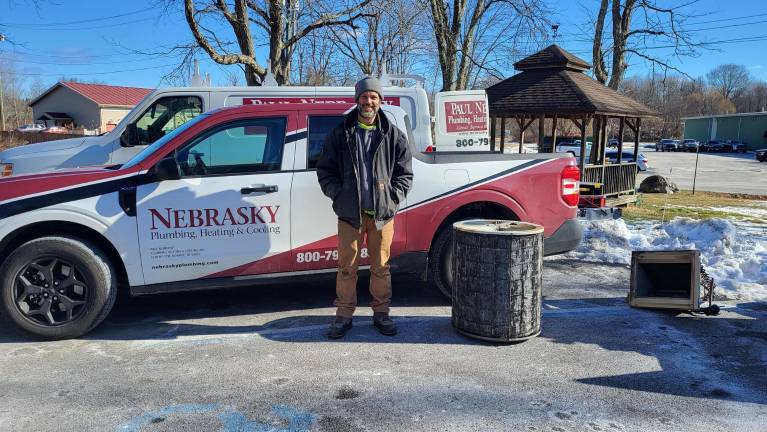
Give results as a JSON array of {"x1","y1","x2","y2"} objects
[{"x1": 451, "y1": 219, "x2": 544, "y2": 342}]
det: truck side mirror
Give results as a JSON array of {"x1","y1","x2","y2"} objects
[
  {"x1": 121, "y1": 124, "x2": 140, "y2": 147},
  {"x1": 155, "y1": 157, "x2": 181, "y2": 181}
]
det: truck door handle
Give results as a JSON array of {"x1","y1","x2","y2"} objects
[{"x1": 241, "y1": 184, "x2": 278, "y2": 194}]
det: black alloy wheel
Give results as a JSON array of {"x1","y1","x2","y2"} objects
[
  {"x1": 13, "y1": 257, "x2": 88, "y2": 326},
  {"x1": 0, "y1": 236, "x2": 116, "y2": 340}
]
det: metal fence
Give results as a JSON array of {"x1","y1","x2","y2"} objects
[{"x1": 582, "y1": 162, "x2": 638, "y2": 197}]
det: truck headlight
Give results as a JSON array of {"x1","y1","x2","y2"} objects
[{"x1": 0, "y1": 162, "x2": 13, "y2": 177}]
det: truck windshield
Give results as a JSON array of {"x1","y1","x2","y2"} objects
[{"x1": 121, "y1": 114, "x2": 209, "y2": 170}]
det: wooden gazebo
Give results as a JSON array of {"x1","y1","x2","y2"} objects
[{"x1": 486, "y1": 45, "x2": 658, "y2": 205}]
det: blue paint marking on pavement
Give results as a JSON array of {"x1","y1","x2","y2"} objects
[
  {"x1": 218, "y1": 405, "x2": 318, "y2": 432},
  {"x1": 118, "y1": 403, "x2": 219, "y2": 431},
  {"x1": 272, "y1": 405, "x2": 318, "y2": 431},
  {"x1": 118, "y1": 403, "x2": 317, "y2": 431}
]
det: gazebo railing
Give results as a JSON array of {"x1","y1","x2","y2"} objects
[{"x1": 582, "y1": 163, "x2": 637, "y2": 196}]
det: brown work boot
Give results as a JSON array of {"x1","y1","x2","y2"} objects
[
  {"x1": 327, "y1": 316, "x2": 353, "y2": 339},
  {"x1": 373, "y1": 312, "x2": 397, "y2": 336}
]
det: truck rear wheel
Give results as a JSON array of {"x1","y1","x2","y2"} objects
[
  {"x1": 429, "y1": 228, "x2": 454, "y2": 299},
  {"x1": 0, "y1": 236, "x2": 116, "y2": 340}
]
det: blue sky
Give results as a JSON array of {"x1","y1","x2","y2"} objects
[{"x1": 1, "y1": 0, "x2": 766, "y2": 94}]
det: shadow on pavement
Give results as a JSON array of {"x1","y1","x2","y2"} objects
[
  {"x1": 542, "y1": 302, "x2": 767, "y2": 405},
  {"x1": 0, "y1": 275, "x2": 449, "y2": 343}
]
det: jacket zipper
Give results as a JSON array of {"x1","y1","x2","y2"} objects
[
  {"x1": 344, "y1": 128, "x2": 362, "y2": 225},
  {"x1": 371, "y1": 129, "x2": 386, "y2": 221}
]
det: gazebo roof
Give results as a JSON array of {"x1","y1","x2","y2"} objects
[
  {"x1": 513, "y1": 44, "x2": 591, "y2": 72},
  {"x1": 486, "y1": 45, "x2": 657, "y2": 118}
]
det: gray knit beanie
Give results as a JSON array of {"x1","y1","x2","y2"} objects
[{"x1": 354, "y1": 77, "x2": 384, "y2": 101}]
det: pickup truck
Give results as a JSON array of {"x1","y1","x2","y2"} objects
[{"x1": 0, "y1": 103, "x2": 582, "y2": 339}]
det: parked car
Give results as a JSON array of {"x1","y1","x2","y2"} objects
[
  {"x1": 755, "y1": 148, "x2": 767, "y2": 162},
  {"x1": 556, "y1": 141, "x2": 592, "y2": 159},
  {"x1": 655, "y1": 138, "x2": 678, "y2": 152},
  {"x1": 42, "y1": 125, "x2": 69, "y2": 134},
  {"x1": 16, "y1": 123, "x2": 46, "y2": 133},
  {"x1": 605, "y1": 150, "x2": 649, "y2": 171},
  {"x1": 607, "y1": 138, "x2": 619, "y2": 148},
  {"x1": 701, "y1": 139, "x2": 727, "y2": 152},
  {"x1": 725, "y1": 140, "x2": 748, "y2": 153},
  {"x1": 681, "y1": 139, "x2": 699, "y2": 152}
]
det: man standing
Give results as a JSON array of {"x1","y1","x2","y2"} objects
[{"x1": 316, "y1": 77, "x2": 413, "y2": 339}]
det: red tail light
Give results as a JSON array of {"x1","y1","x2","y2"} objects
[
  {"x1": 561, "y1": 165, "x2": 580, "y2": 206},
  {"x1": 424, "y1": 145, "x2": 434, "y2": 153}
]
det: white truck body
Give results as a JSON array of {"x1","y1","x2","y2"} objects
[{"x1": 0, "y1": 84, "x2": 442, "y2": 177}]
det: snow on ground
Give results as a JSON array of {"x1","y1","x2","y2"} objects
[{"x1": 563, "y1": 216, "x2": 767, "y2": 302}]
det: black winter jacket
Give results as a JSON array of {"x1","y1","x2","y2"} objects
[{"x1": 316, "y1": 107, "x2": 413, "y2": 229}]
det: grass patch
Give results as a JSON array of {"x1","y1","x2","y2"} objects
[{"x1": 623, "y1": 190, "x2": 767, "y2": 223}]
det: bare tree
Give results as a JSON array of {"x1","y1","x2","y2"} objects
[
  {"x1": 706, "y1": 63, "x2": 752, "y2": 100},
  {"x1": 180, "y1": 0, "x2": 373, "y2": 85},
  {"x1": 620, "y1": 72, "x2": 736, "y2": 138},
  {"x1": 293, "y1": 31, "x2": 337, "y2": 85},
  {"x1": 426, "y1": 0, "x2": 549, "y2": 91},
  {"x1": 326, "y1": 0, "x2": 429, "y2": 77},
  {"x1": 0, "y1": 61, "x2": 35, "y2": 130},
  {"x1": 733, "y1": 81, "x2": 767, "y2": 113},
  {"x1": 592, "y1": 0, "x2": 705, "y2": 90}
]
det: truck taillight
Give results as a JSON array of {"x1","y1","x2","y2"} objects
[
  {"x1": 561, "y1": 165, "x2": 580, "y2": 206},
  {"x1": 0, "y1": 163, "x2": 12, "y2": 177}
]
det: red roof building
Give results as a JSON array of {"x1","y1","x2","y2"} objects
[{"x1": 30, "y1": 81, "x2": 153, "y2": 132}]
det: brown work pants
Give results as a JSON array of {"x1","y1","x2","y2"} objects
[{"x1": 334, "y1": 215, "x2": 394, "y2": 318}]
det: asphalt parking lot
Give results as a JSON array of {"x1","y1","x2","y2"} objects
[
  {"x1": 1, "y1": 260, "x2": 765, "y2": 431},
  {"x1": 637, "y1": 147, "x2": 767, "y2": 195}
]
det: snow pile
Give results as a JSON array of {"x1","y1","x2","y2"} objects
[{"x1": 565, "y1": 217, "x2": 767, "y2": 301}]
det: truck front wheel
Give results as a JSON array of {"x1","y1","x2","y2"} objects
[
  {"x1": 0, "y1": 236, "x2": 117, "y2": 340},
  {"x1": 429, "y1": 228, "x2": 454, "y2": 299}
]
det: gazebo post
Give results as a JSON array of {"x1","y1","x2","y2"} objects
[
  {"x1": 579, "y1": 115, "x2": 590, "y2": 174},
  {"x1": 500, "y1": 117, "x2": 506, "y2": 153},
  {"x1": 617, "y1": 117, "x2": 625, "y2": 163},
  {"x1": 634, "y1": 118, "x2": 641, "y2": 158},
  {"x1": 538, "y1": 114, "x2": 545, "y2": 153},
  {"x1": 590, "y1": 115, "x2": 601, "y2": 165},
  {"x1": 550, "y1": 114, "x2": 558, "y2": 153},
  {"x1": 490, "y1": 117, "x2": 497, "y2": 152},
  {"x1": 517, "y1": 116, "x2": 524, "y2": 153},
  {"x1": 600, "y1": 117, "x2": 608, "y2": 186},
  {"x1": 600, "y1": 116, "x2": 607, "y2": 164}
]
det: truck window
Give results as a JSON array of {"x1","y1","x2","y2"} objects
[
  {"x1": 176, "y1": 117, "x2": 287, "y2": 176},
  {"x1": 307, "y1": 115, "x2": 344, "y2": 169},
  {"x1": 134, "y1": 96, "x2": 203, "y2": 146}
]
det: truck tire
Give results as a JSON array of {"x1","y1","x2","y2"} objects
[
  {"x1": 429, "y1": 227, "x2": 454, "y2": 299},
  {"x1": 0, "y1": 236, "x2": 117, "y2": 340}
]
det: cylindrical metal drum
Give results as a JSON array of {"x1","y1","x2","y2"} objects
[{"x1": 451, "y1": 219, "x2": 544, "y2": 342}]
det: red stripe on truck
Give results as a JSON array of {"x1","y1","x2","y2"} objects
[{"x1": 201, "y1": 159, "x2": 576, "y2": 278}]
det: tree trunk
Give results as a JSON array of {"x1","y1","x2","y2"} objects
[{"x1": 592, "y1": 0, "x2": 609, "y2": 85}]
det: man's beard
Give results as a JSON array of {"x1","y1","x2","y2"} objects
[{"x1": 359, "y1": 106, "x2": 376, "y2": 120}]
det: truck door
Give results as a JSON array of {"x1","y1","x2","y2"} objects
[{"x1": 135, "y1": 112, "x2": 296, "y2": 285}]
